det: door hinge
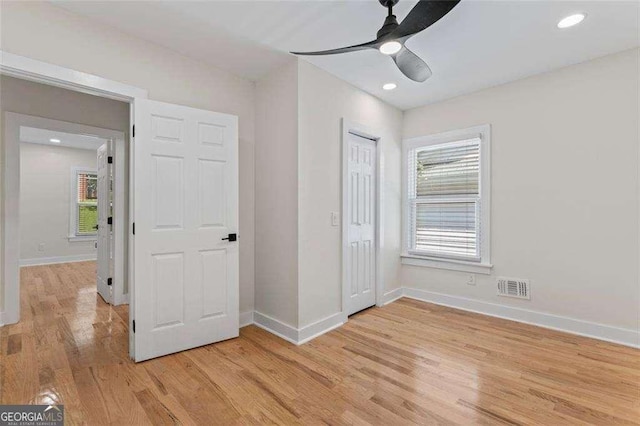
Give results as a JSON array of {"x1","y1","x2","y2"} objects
[
  {"x1": 107, "y1": 156, "x2": 113, "y2": 164},
  {"x1": 132, "y1": 320, "x2": 136, "y2": 333},
  {"x1": 132, "y1": 222, "x2": 135, "y2": 235},
  {"x1": 107, "y1": 277, "x2": 112, "y2": 286},
  {"x1": 107, "y1": 217, "x2": 113, "y2": 225},
  {"x1": 132, "y1": 125, "x2": 135, "y2": 138}
]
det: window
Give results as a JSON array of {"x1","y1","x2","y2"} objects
[
  {"x1": 70, "y1": 168, "x2": 98, "y2": 240},
  {"x1": 402, "y1": 125, "x2": 491, "y2": 273}
]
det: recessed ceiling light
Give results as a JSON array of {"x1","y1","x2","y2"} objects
[
  {"x1": 379, "y1": 41, "x2": 402, "y2": 55},
  {"x1": 557, "y1": 13, "x2": 586, "y2": 29},
  {"x1": 382, "y1": 83, "x2": 397, "y2": 91},
  {"x1": 49, "y1": 138, "x2": 61, "y2": 143}
]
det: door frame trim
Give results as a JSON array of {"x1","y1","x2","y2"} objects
[
  {"x1": 341, "y1": 119, "x2": 384, "y2": 322},
  {"x1": 0, "y1": 51, "x2": 146, "y2": 354}
]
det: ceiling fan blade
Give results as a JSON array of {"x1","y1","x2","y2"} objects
[
  {"x1": 290, "y1": 39, "x2": 379, "y2": 56},
  {"x1": 392, "y1": 0, "x2": 461, "y2": 40},
  {"x1": 392, "y1": 46, "x2": 432, "y2": 82}
]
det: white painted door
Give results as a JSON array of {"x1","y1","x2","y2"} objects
[
  {"x1": 133, "y1": 99, "x2": 239, "y2": 362},
  {"x1": 347, "y1": 133, "x2": 376, "y2": 315},
  {"x1": 96, "y1": 141, "x2": 113, "y2": 304}
]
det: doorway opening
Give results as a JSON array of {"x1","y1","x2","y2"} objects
[
  {"x1": 11, "y1": 114, "x2": 128, "y2": 326},
  {"x1": 2, "y1": 76, "x2": 130, "y2": 356},
  {"x1": 16, "y1": 118, "x2": 128, "y2": 306}
]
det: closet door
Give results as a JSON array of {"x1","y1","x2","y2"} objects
[{"x1": 347, "y1": 132, "x2": 377, "y2": 315}]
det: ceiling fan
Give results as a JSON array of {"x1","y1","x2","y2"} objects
[{"x1": 291, "y1": 0, "x2": 461, "y2": 83}]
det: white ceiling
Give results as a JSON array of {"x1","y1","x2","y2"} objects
[
  {"x1": 20, "y1": 127, "x2": 106, "y2": 151},
  {"x1": 54, "y1": 1, "x2": 639, "y2": 110}
]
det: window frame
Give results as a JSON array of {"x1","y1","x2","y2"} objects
[
  {"x1": 69, "y1": 166, "x2": 98, "y2": 241},
  {"x1": 401, "y1": 124, "x2": 492, "y2": 274}
]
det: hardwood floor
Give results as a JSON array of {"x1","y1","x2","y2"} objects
[{"x1": 1, "y1": 261, "x2": 639, "y2": 425}]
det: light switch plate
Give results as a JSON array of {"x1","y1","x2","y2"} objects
[{"x1": 331, "y1": 212, "x2": 339, "y2": 226}]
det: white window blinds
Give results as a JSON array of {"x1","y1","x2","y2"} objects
[{"x1": 408, "y1": 138, "x2": 481, "y2": 261}]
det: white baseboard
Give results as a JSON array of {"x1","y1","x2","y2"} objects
[
  {"x1": 19, "y1": 254, "x2": 97, "y2": 267},
  {"x1": 253, "y1": 311, "x2": 299, "y2": 344},
  {"x1": 251, "y1": 310, "x2": 345, "y2": 345},
  {"x1": 239, "y1": 311, "x2": 254, "y2": 328},
  {"x1": 298, "y1": 312, "x2": 344, "y2": 344},
  {"x1": 114, "y1": 292, "x2": 129, "y2": 306},
  {"x1": 240, "y1": 287, "x2": 639, "y2": 349},
  {"x1": 402, "y1": 287, "x2": 640, "y2": 349},
  {"x1": 382, "y1": 287, "x2": 404, "y2": 306}
]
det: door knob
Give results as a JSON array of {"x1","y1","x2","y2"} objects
[{"x1": 221, "y1": 233, "x2": 237, "y2": 242}]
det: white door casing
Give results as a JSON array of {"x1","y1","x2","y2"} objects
[
  {"x1": 1, "y1": 52, "x2": 143, "y2": 330},
  {"x1": 96, "y1": 141, "x2": 113, "y2": 304},
  {"x1": 133, "y1": 99, "x2": 239, "y2": 362},
  {"x1": 346, "y1": 132, "x2": 377, "y2": 315}
]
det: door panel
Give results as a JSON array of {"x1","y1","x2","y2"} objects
[
  {"x1": 347, "y1": 133, "x2": 376, "y2": 315},
  {"x1": 133, "y1": 99, "x2": 239, "y2": 362},
  {"x1": 96, "y1": 141, "x2": 112, "y2": 304}
]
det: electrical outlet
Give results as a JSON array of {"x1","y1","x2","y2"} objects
[
  {"x1": 38, "y1": 243, "x2": 45, "y2": 252},
  {"x1": 466, "y1": 274, "x2": 476, "y2": 286}
]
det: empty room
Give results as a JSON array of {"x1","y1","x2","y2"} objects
[{"x1": 0, "y1": 1, "x2": 638, "y2": 425}]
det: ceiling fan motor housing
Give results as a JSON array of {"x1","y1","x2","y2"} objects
[
  {"x1": 377, "y1": 14, "x2": 400, "y2": 39},
  {"x1": 378, "y1": 0, "x2": 400, "y2": 7}
]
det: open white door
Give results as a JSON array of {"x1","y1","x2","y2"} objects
[
  {"x1": 96, "y1": 141, "x2": 113, "y2": 304},
  {"x1": 346, "y1": 132, "x2": 377, "y2": 315},
  {"x1": 132, "y1": 99, "x2": 239, "y2": 362}
]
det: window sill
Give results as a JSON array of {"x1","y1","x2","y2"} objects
[
  {"x1": 401, "y1": 254, "x2": 492, "y2": 274},
  {"x1": 68, "y1": 235, "x2": 97, "y2": 243}
]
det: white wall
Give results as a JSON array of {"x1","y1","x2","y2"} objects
[
  {"x1": 402, "y1": 48, "x2": 640, "y2": 332},
  {"x1": 254, "y1": 60, "x2": 299, "y2": 327},
  {"x1": 297, "y1": 60, "x2": 403, "y2": 328},
  {"x1": 0, "y1": 1, "x2": 255, "y2": 314},
  {"x1": 20, "y1": 143, "x2": 97, "y2": 262},
  {"x1": 253, "y1": 59, "x2": 403, "y2": 331}
]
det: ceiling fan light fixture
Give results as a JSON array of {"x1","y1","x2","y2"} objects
[
  {"x1": 557, "y1": 13, "x2": 586, "y2": 29},
  {"x1": 379, "y1": 41, "x2": 402, "y2": 55},
  {"x1": 289, "y1": 0, "x2": 463, "y2": 82},
  {"x1": 382, "y1": 83, "x2": 397, "y2": 90}
]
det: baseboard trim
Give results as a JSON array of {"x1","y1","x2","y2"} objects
[
  {"x1": 0, "y1": 309, "x2": 17, "y2": 326},
  {"x1": 251, "y1": 310, "x2": 345, "y2": 345},
  {"x1": 114, "y1": 292, "x2": 129, "y2": 307},
  {"x1": 242, "y1": 287, "x2": 639, "y2": 348},
  {"x1": 402, "y1": 287, "x2": 640, "y2": 349},
  {"x1": 298, "y1": 312, "x2": 344, "y2": 344},
  {"x1": 382, "y1": 287, "x2": 404, "y2": 306},
  {"x1": 239, "y1": 311, "x2": 254, "y2": 328},
  {"x1": 19, "y1": 254, "x2": 97, "y2": 267},
  {"x1": 252, "y1": 311, "x2": 299, "y2": 345}
]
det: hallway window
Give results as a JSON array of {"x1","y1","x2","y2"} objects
[{"x1": 71, "y1": 168, "x2": 98, "y2": 238}]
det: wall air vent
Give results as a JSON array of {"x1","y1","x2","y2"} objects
[{"x1": 497, "y1": 277, "x2": 530, "y2": 300}]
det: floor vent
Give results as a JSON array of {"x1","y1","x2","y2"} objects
[{"x1": 497, "y1": 277, "x2": 530, "y2": 300}]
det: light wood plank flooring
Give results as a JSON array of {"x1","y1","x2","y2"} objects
[{"x1": 1, "y1": 261, "x2": 639, "y2": 425}]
